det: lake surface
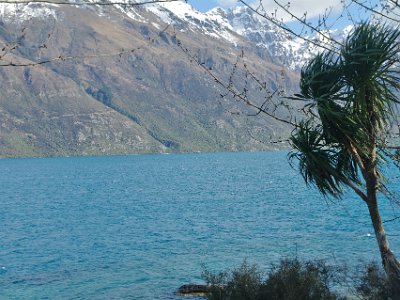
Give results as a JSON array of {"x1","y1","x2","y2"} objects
[{"x1": 0, "y1": 151, "x2": 399, "y2": 299}]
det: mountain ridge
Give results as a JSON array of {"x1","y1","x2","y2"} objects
[{"x1": 0, "y1": 1, "x2": 319, "y2": 158}]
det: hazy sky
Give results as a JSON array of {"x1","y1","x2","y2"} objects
[
  {"x1": 187, "y1": 0, "x2": 373, "y2": 28},
  {"x1": 188, "y1": 0, "x2": 231, "y2": 12},
  {"x1": 188, "y1": 0, "x2": 343, "y2": 18}
]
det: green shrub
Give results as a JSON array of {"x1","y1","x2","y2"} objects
[
  {"x1": 355, "y1": 262, "x2": 390, "y2": 300},
  {"x1": 202, "y1": 259, "x2": 394, "y2": 300},
  {"x1": 203, "y1": 261, "x2": 262, "y2": 300},
  {"x1": 203, "y1": 259, "x2": 343, "y2": 300},
  {"x1": 259, "y1": 259, "x2": 342, "y2": 300}
]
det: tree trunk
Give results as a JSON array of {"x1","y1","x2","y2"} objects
[
  {"x1": 367, "y1": 196, "x2": 400, "y2": 299},
  {"x1": 363, "y1": 91, "x2": 400, "y2": 297}
]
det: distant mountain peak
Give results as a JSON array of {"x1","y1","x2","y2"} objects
[
  {"x1": 0, "y1": 3, "x2": 58, "y2": 21},
  {"x1": 140, "y1": 2, "x2": 329, "y2": 70},
  {"x1": 0, "y1": 0, "x2": 302, "y2": 157},
  {"x1": 206, "y1": 6, "x2": 227, "y2": 15},
  {"x1": 0, "y1": 0, "x2": 347, "y2": 70}
]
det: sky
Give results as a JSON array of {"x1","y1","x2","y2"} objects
[
  {"x1": 187, "y1": 0, "x2": 378, "y2": 29},
  {"x1": 188, "y1": 0, "x2": 344, "y2": 17},
  {"x1": 187, "y1": 0, "x2": 222, "y2": 12}
]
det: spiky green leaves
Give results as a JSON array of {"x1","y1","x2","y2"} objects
[
  {"x1": 341, "y1": 22, "x2": 400, "y2": 88},
  {"x1": 300, "y1": 52, "x2": 341, "y2": 101},
  {"x1": 289, "y1": 22, "x2": 400, "y2": 199},
  {"x1": 341, "y1": 22, "x2": 400, "y2": 133},
  {"x1": 289, "y1": 122, "x2": 343, "y2": 197}
]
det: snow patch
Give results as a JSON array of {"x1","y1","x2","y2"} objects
[
  {"x1": 117, "y1": 5, "x2": 146, "y2": 22},
  {"x1": 145, "y1": 1, "x2": 238, "y2": 45},
  {"x1": 0, "y1": 3, "x2": 58, "y2": 21}
]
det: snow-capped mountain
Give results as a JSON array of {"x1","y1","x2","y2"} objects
[
  {"x1": 142, "y1": 2, "x2": 311, "y2": 69},
  {"x1": 0, "y1": 2, "x2": 58, "y2": 20},
  {"x1": 128, "y1": 1, "x2": 348, "y2": 70},
  {"x1": 0, "y1": 0, "x2": 347, "y2": 70},
  {"x1": 139, "y1": 2, "x2": 350, "y2": 69},
  {"x1": 0, "y1": 0, "x2": 320, "y2": 157}
]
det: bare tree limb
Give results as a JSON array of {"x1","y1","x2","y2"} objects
[
  {"x1": 351, "y1": 0, "x2": 400, "y2": 22},
  {"x1": 0, "y1": 23, "x2": 172, "y2": 66},
  {"x1": 340, "y1": 174, "x2": 368, "y2": 203},
  {"x1": 238, "y1": 0, "x2": 340, "y2": 53},
  {"x1": 271, "y1": 0, "x2": 342, "y2": 48},
  {"x1": 174, "y1": 30, "x2": 298, "y2": 127},
  {"x1": 0, "y1": 0, "x2": 182, "y2": 6}
]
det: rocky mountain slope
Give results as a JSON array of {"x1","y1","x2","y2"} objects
[{"x1": 0, "y1": 1, "x2": 311, "y2": 157}]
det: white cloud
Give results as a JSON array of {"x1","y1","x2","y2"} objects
[
  {"x1": 253, "y1": 0, "x2": 343, "y2": 22},
  {"x1": 217, "y1": 0, "x2": 238, "y2": 8}
]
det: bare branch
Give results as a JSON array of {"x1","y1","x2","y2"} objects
[
  {"x1": 0, "y1": 0, "x2": 182, "y2": 6},
  {"x1": 175, "y1": 32, "x2": 298, "y2": 127},
  {"x1": 0, "y1": 23, "x2": 172, "y2": 66},
  {"x1": 238, "y1": 0, "x2": 340, "y2": 54},
  {"x1": 271, "y1": 0, "x2": 342, "y2": 48},
  {"x1": 340, "y1": 175, "x2": 368, "y2": 203},
  {"x1": 351, "y1": 0, "x2": 400, "y2": 22},
  {"x1": 245, "y1": 123, "x2": 290, "y2": 145}
]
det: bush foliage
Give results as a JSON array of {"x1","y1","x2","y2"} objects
[
  {"x1": 202, "y1": 259, "x2": 390, "y2": 300},
  {"x1": 355, "y1": 262, "x2": 391, "y2": 300}
]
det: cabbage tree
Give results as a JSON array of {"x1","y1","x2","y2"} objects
[{"x1": 289, "y1": 22, "x2": 400, "y2": 298}]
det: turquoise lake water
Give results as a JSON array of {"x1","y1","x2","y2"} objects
[{"x1": 0, "y1": 151, "x2": 399, "y2": 299}]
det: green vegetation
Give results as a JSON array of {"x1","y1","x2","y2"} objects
[
  {"x1": 0, "y1": 4, "x2": 295, "y2": 158},
  {"x1": 85, "y1": 86, "x2": 113, "y2": 107},
  {"x1": 356, "y1": 263, "x2": 391, "y2": 300},
  {"x1": 288, "y1": 22, "x2": 400, "y2": 296},
  {"x1": 203, "y1": 259, "x2": 391, "y2": 300}
]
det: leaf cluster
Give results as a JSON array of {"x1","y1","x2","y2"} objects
[
  {"x1": 355, "y1": 262, "x2": 391, "y2": 300},
  {"x1": 203, "y1": 259, "x2": 343, "y2": 300},
  {"x1": 289, "y1": 22, "x2": 400, "y2": 198}
]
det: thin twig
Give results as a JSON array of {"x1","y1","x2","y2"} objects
[{"x1": 0, "y1": 0, "x2": 182, "y2": 6}]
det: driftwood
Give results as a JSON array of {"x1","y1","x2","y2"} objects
[{"x1": 176, "y1": 284, "x2": 211, "y2": 297}]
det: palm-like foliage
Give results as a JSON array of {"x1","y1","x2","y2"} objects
[
  {"x1": 289, "y1": 22, "x2": 400, "y2": 199},
  {"x1": 288, "y1": 122, "x2": 343, "y2": 197},
  {"x1": 289, "y1": 21, "x2": 400, "y2": 297},
  {"x1": 341, "y1": 22, "x2": 400, "y2": 134}
]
